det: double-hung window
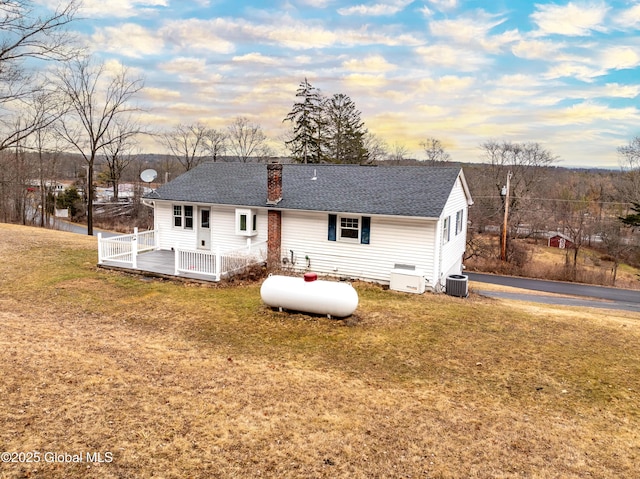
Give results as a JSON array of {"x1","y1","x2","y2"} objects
[
  {"x1": 173, "y1": 205, "x2": 182, "y2": 227},
  {"x1": 442, "y1": 216, "x2": 450, "y2": 244},
  {"x1": 455, "y1": 209, "x2": 464, "y2": 235},
  {"x1": 328, "y1": 214, "x2": 370, "y2": 244},
  {"x1": 173, "y1": 204, "x2": 194, "y2": 229},
  {"x1": 340, "y1": 216, "x2": 360, "y2": 241},
  {"x1": 184, "y1": 205, "x2": 193, "y2": 229}
]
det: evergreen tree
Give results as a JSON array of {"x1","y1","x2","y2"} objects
[
  {"x1": 56, "y1": 186, "x2": 81, "y2": 218},
  {"x1": 620, "y1": 202, "x2": 640, "y2": 228},
  {"x1": 283, "y1": 78, "x2": 325, "y2": 163},
  {"x1": 324, "y1": 93, "x2": 368, "y2": 164}
]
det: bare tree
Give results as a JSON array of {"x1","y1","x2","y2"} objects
[
  {"x1": 554, "y1": 189, "x2": 590, "y2": 277},
  {"x1": 476, "y1": 140, "x2": 559, "y2": 260},
  {"x1": 227, "y1": 116, "x2": 270, "y2": 162},
  {"x1": 0, "y1": 0, "x2": 79, "y2": 151},
  {"x1": 0, "y1": 88, "x2": 67, "y2": 225},
  {"x1": 0, "y1": 136, "x2": 30, "y2": 224},
  {"x1": 480, "y1": 140, "x2": 558, "y2": 213},
  {"x1": 618, "y1": 136, "x2": 640, "y2": 204},
  {"x1": 160, "y1": 123, "x2": 210, "y2": 172},
  {"x1": 202, "y1": 128, "x2": 227, "y2": 162},
  {"x1": 26, "y1": 93, "x2": 67, "y2": 227},
  {"x1": 421, "y1": 137, "x2": 451, "y2": 165},
  {"x1": 32, "y1": 128, "x2": 63, "y2": 228},
  {"x1": 363, "y1": 132, "x2": 387, "y2": 164},
  {"x1": 598, "y1": 220, "x2": 633, "y2": 285},
  {"x1": 102, "y1": 120, "x2": 140, "y2": 200},
  {"x1": 56, "y1": 57, "x2": 144, "y2": 235},
  {"x1": 387, "y1": 142, "x2": 408, "y2": 164}
]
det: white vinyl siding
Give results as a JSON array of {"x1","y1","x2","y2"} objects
[
  {"x1": 155, "y1": 202, "x2": 267, "y2": 251},
  {"x1": 438, "y1": 176, "x2": 470, "y2": 282},
  {"x1": 152, "y1": 169, "x2": 470, "y2": 290},
  {"x1": 281, "y1": 210, "x2": 437, "y2": 285}
]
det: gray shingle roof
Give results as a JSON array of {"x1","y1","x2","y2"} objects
[{"x1": 146, "y1": 163, "x2": 468, "y2": 218}]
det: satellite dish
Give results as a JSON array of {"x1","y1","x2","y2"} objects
[{"x1": 140, "y1": 169, "x2": 158, "y2": 183}]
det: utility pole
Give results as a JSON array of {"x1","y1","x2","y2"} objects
[{"x1": 501, "y1": 171, "x2": 512, "y2": 262}]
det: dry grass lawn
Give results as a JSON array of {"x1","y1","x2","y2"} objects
[{"x1": 0, "y1": 224, "x2": 639, "y2": 478}]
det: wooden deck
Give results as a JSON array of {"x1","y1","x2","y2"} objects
[{"x1": 98, "y1": 250, "x2": 219, "y2": 283}]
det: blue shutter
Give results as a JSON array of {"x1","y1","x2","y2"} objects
[
  {"x1": 328, "y1": 214, "x2": 337, "y2": 241},
  {"x1": 360, "y1": 216, "x2": 370, "y2": 244}
]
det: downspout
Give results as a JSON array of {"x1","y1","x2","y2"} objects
[{"x1": 437, "y1": 218, "x2": 444, "y2": 292}]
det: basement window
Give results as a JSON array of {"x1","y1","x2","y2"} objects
[{"x1": 236, "y1": 208, "x2": 257, "y2": 236}]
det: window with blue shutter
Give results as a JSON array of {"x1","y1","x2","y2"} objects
[
  {"x1": 328, "y1": 214, "x2": 337, "y2": 241},
  {"x1": 328, "y1": 214, "x2": 370, "y2": 244},
  {"x1": 361, "y1": 216, "x2": 370, "y2": 244}
]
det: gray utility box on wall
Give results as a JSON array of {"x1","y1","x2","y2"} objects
[
  {"x1": 446, "y1": 274, "x2": 469, "y2": 298},
  {"x1": 389, "y1": 265, "x2": 426, "y2": 294}
]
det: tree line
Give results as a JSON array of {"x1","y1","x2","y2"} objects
[{"x1": 464, "y1": 139, "x2": 640, "y2": 283}]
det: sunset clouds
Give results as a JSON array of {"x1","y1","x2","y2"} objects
[{"x1": 41, "y1": 0, "x2": 640, "y2": 167}]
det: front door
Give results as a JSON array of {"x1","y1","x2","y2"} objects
[{"x1": 198, "y1": 207, "x2": 211, "y2": 249}]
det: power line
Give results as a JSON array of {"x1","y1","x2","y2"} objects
[{"x1": 472, "y1": 196, "x2": 632, "y2": 206}]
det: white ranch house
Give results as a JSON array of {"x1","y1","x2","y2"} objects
[{"x1": 99, "y1": 162, "x2": 473, "y2": 291}]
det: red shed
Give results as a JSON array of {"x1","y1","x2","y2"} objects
[{"x1": 548, "y1": 233, "x2": 575, "y2": 249}]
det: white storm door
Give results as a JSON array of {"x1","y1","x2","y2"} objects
[{"x1": 197, "y1": 207, "x2": 211, "y2": 250}]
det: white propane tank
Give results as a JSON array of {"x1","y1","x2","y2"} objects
[{"x1": 260, "y1": 273, "x2": 358, "y2": 318}]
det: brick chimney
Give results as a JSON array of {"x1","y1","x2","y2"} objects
[
  {"x1": 266, "y1": 162, "x2": 283, "y2": 269},
  {"x1": 266, "y1": 162, "x2": 283, "y2": 205},
  {"x1": 267, "y1": 210, "x2": 281, "y2": 269}
]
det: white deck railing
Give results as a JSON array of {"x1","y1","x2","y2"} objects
[
  {"x1": 98, "y1": 228, "x2": 158, "y2": 269},
  {"x1": 175, "y1": 248, "x2": 219, "y2": 278},
  {"x1": 175, "y1": 240, "x2": 268, "y2": 281},
  {"x1": 99, "y1": 230, "x2": 266, "y2": 281},
  {"x1": 222, "y1": 240, "x2": 268, "y2": 276},
  {"x1": 136, "y1": 229, "x2": 157, "y2": 253}
]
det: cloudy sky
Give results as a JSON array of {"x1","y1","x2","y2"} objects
[{"x1": 42, "y1": 0, "x2": 640, "y2": 167}]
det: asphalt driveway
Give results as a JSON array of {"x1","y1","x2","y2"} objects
[{"x1": 467, "y1": 272, "x2": 640, "y2": 313}]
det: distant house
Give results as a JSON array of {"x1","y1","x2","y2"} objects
[
  {"x1": 26, "y1": 179, "x2": 68, "y2": 195},
  {"x1": 142, "y1": 162, "x2": 473, "y2": 290},
  {"x1": 548, "y1": 233, "x2": 575, "y2": 249}
]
